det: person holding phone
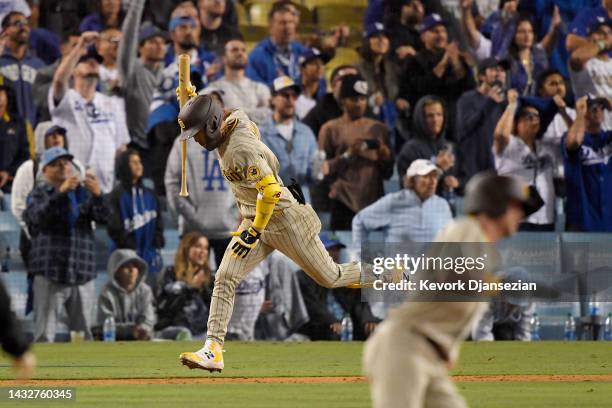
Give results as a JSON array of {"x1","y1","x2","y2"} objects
[{"x1": 319, "y1": 74, "x2": 394, "y2": 230}]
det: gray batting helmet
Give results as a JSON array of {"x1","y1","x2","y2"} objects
[
  {"x1": 463, "y1": 172, "x2": 544, "y2": 218},
  {"x1": 178, "y1": 94, "x2": 225, "y2": 151}
]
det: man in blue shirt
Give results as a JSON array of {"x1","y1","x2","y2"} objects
[
  {"x1": 352, "y1": 159, "x2": 452, "y2": 244},
  {"x1": 246, "y1": 1, "x2": 306, "y2": 86},
  {"x1": 567, "y1": 0, "x2": 612, "y2": 53},
  {"x1": 260, "y1": 76, "x2": 319, "y2": 199},
  {"x1": 563, "y1": 95, "x2": 612, "y2": 231}
]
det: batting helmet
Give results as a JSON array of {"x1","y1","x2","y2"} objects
[
  {"x1": 463, "y1": 172, "x2": 544, "y2": 218},
  {"x1": 178, "y1": 94, "x2": 225, "y2": 151}
]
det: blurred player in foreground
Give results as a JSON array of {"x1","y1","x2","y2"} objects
[
  {"x1": 176, "y1": 94, "x2": 397, "y2": 372},
  {"x1": 363, "y1": 172, "x2": 543, "y2": 408},
  {"x1": 0, "y1": 280, "x2": 36, "y2": 378}
]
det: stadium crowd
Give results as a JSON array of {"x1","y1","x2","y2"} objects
[{"x1": 0, "y1": 0, "x2": 611, "y2": 343}]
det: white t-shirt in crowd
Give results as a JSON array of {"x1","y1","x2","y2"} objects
[
  {"x1": 493, "y1": 135, "x2": 557, "y2": 225},
  {"x1": 48, "y1": 88, "x2": 130, "y2": 193},
  {"x1": 296, "y1": 94, "x2": 316, "y2": 119},
  {"x1": 542, "y1": 108, "x2": 577, "y2": 177},
  {"x1": 275, "y1": 120, "x2": 294, "y2": 142}
]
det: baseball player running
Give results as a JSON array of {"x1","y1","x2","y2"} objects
[
  {"x1": 363, "y1": 172, "x2": 543, "y2": 408},
  {"x1": 177, "y1": 94, "x2": 388, "y2": 372}
]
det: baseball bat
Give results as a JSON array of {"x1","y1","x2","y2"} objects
[{"x1": 178, "y1": 54, "x2": 191, "y2": 197}]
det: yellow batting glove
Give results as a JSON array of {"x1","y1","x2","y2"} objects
[{"x1": 231, "y1": 227, "x2": 261, "y2": 258}]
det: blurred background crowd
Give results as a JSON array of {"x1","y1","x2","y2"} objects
[{"x1": 0, "y1": 0, "x2": 611, "y2": 344}]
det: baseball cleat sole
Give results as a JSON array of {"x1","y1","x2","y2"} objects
[{"x1": 179, "y1": 356, "x2": 223, "y2": 373}]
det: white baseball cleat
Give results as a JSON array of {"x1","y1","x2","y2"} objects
[{"x1": 179, "y1": 338, "x2": 224, "y2": 373}]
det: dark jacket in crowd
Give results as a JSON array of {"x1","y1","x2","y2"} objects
[
  {"x1": 296, "y1": 270, "x2": 380, "y2": 341},
  {"x1": 399, "y1": 48, "x2": 475, "y2": 140},
  {"x1": 97, "y1": 249, "x2": 156, "y2": 340},
  {"x1": 302, "y1": 93, "x2": 343, "y2": 140},
  {"x1": 23, "y1": 182, "x2": 108, "y2": 285},
  {"x1": 0, "y1": 113, "x2": 28, "y2": 192},
  {"x1": 155, "y1": 266, "x2": 211, "y2": 335},
  {"x1": 456, "y1": 89, "x2": 505, "y2": 189},
  {"x1": 107, "y1": 152, "x2": 164, "y2": 275},
  {"x1": 0, "y1": 280, "x2": 30, "y2": 358},
  {"x1": 397, "y1": 96, "x2": 450, "y2": 178}
]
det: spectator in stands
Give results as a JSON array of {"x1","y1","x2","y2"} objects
[
  {"x1": 165, "y1": 127, "x2": 236, "y2": 269},
  {"x1": 397, "y1": 13, "x2": 474, "y2": 141},
  {"x1": 0, "y1": 85, "x2": 28, "y2": 193},
  {"x1": 297, "y1": 233, "x2": 379, "y2": 340},
  {"x1": 205, "y1": 37, "x2": 271, "y2": 125},
  {"x1": 107, "y1": 149, "x2": 165, "y2": 284},
  {"x1": 536, "y1": 69, "x2": 576, "y2": 177},
  {"x1": 353, "y1": 159, "x2": 452, "y2": 244},
  {"x1": 156, "y1": 232, "x2": 212, "y2": 339},
  {"x1": 24, "y1": 146, "x2": 107, "y2": 342},
  {"x1": 357, "y1": 22, "x2": 402, "y2": 131},
  {"x1": 462, "y1": 2, "x2": 554, "y2": 95},
  {"x1": 385, "y1": 0, "x2": 424, "y2": 61},
  {"x1": 261, "y1": 76, "x2": 320, "y2": 196},
  {"x1": 396, "y1": 96, "x2": 458, "y2": 202},
  {"x1": 97, "y1": 249, "x2": 155, "y2": 341},
  {"x1": 566, "y1": 0, "x2": 612, "y2": 54},
  {"x1": 118, "y1": 0, "x2": 166, "y2": 152},
  {"x1": 569, "y1": 16, "x2": 612, "y2": 106},
  {"x1": 95, "y1": 27, "x2": 121, "y2": 95},
  {"x1": 493, "y1": 90, "x2": 558, "y2": 231},
  {"x1": 198, "y1": 0, "x2": 240, "y2": 55},
  {"x1": 50, "y1": 31, "x2": 130, "y2": 193},
  {"x1": 164, "y1": 12, "x2": 215, "y2": 71},
  {"x1": 303, "y1": 65, "x2": 359, "y2": 138},
  {"x1": 456, "y1": 57, "x2": 509, "y2": 189},
  {"x1": 79, "y1": 0, "x2": 124, "y2": 33},
  {"x1": 0, "y1": 11, "x2": 46, "y2": 127},
  {"x1": 246, "y1": 0, "x2": 306, "y2": 86},
  {"x1": 0, "y1": 279, "x2": 36, "y2": 378},
  {"x1": 319, "y1": 74, "x2": 394, "y2": 230},
  {"x1": 33, "y1": 32, "x2": 80, "y2": 123},
  {"x1": 11, "y1": 124, "x2": 85, "y2": 267},
  {"x1": 295, "y1": 48, "x2": 328, "y2": 119},
  {"x1": 563, "y1": 95, "x2": 612, "y2": 231},
  {"x1": 472, "y1": 295, "x2": 533, "y2": 341}
]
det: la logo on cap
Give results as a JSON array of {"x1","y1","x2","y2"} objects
[{"x1": 354, "y1": 81, "x2": 368, "y2": 95}]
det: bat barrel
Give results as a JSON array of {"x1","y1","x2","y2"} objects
[{"x1": 178, "y1": 53, "x2": 191, "y2": 197}]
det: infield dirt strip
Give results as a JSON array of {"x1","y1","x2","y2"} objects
[{"x1": 2, "y1": 374, "x2": 612, "y2": 386}]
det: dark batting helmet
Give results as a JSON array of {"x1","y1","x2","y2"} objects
[
  {"x1": 178, "y1": 94, "x2": 225, "y2": 151},
  {"x1": 463, "y1": 171, "x2": 544, "y2": 218}
]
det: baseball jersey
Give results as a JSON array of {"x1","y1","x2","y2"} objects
[
  {"x1": 217, "y1": 109, "x2": 296, "y2": 219},
  {"x1": 386, "y1": 217, "x2": 491, "y2": 363}
]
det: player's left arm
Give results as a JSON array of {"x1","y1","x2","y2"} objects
[{"x1": 231, "y1": 173, "x2": 282, "y2": 258}]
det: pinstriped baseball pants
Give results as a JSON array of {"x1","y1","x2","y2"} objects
[{"x1": 206, "y1": 203, "x2": 361, "y2": 341}]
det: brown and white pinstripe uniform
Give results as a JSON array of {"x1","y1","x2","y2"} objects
[{"x1": 206, "y1": 109, "x2": 362, "y2": 340}]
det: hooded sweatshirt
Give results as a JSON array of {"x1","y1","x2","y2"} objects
[
  {"x1": 164, "y1": 135, "x2": 237, "y2": 238},
  {"x1": 107, "y1": 152, "x2": 164, "y2": 275},
  {"x1": 97, "y1": 249, "x2": 156, "y2": 340},
  {"x1": 396, "y1": 96, "x2": 450, "y2": 178}
]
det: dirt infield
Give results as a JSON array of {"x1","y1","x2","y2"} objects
[{"x1": 1, "y1": 374, "x2": 611, "y2": 387}]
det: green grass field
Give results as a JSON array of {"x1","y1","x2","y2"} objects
[{"x1": 1, "y1": 341, "x2": 611, "y2": 407}]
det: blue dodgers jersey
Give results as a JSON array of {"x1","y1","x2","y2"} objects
[{"x1": 562, "y1": 131, "x2": 612, "y2": 231}]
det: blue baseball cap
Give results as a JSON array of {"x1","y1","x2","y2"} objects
[
  {"x1": 587, "y1": 14, "x2": 612, "y2": 35},
  {"x1": 139, "y1": 23, "x2": 168, "y2": 45},
  {"x1": 418, "y1": 13, "x2": 447, "y2": 34},
  {"x1": 320, "y1": 232, "x2": 346, "y2": 250},
  {"x1": 363, "y1": 22, "x2": 386, "y2": 38},
  {"x1": 298, "y1": 47, "x2": 330, "y2": 66},
  {"x1": 41, "y1": 146, "x2": 73, "y2": 168},
  {"x1": 168, "y1": 15, "x2": 197, "y2": 32}
]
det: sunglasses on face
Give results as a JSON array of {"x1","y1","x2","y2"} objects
[
  {"x1": 7, "y1": 19, "x2": 28, "y2": 29},
  {"x1": 519, "y1": 111, "x2": 540, "y2": 120}
]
